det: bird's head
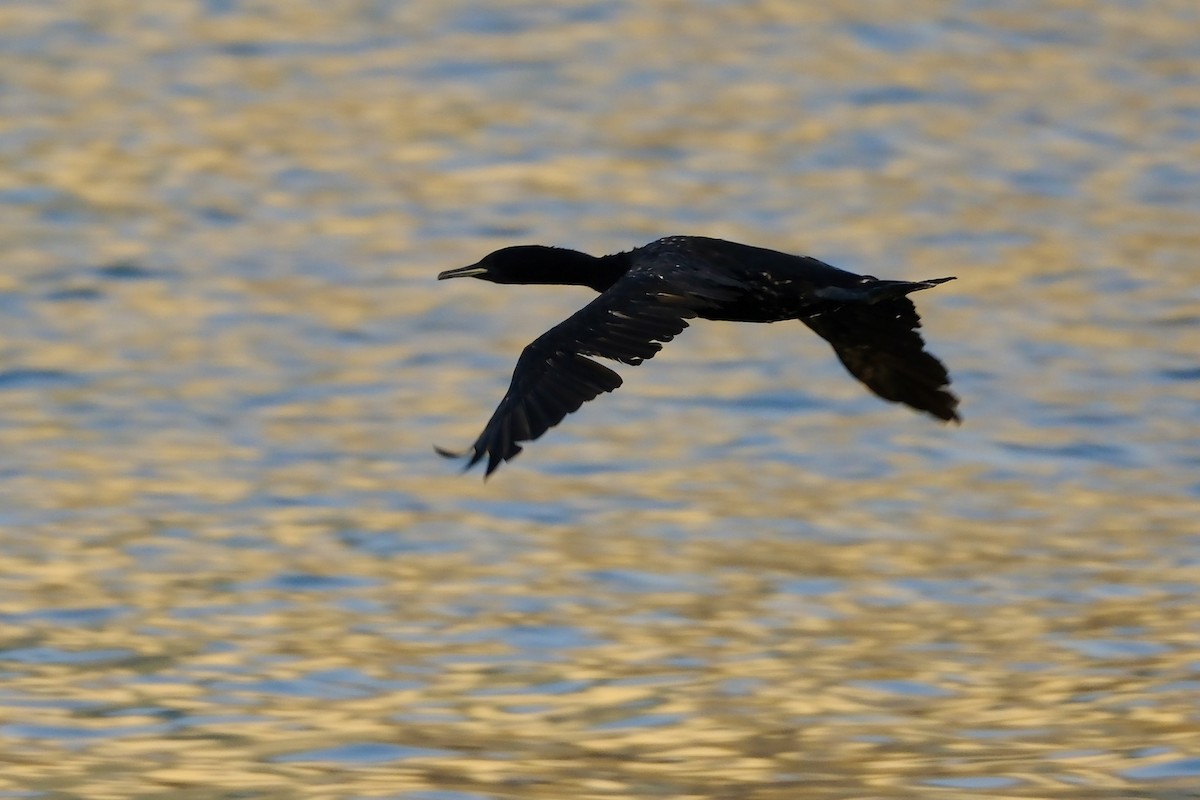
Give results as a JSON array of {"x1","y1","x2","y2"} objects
[{"x1": 438, "y1": 245, "x2": 612, "y2": 289}]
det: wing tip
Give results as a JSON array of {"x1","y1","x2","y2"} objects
[
  {"x1": 484, "y1": 443, "x2": 521, "y2": 478},
  {"x1": 434, "y1": 444, "x2": 464, "y2": 459},
  {"x1": 927, "y1": 391, "x2": 962, "y2": 424},
  {"x1": 434, "y1": 443, "x2": 483, "y2": 476},
  {"x1": 435, "y1": 443, "x2": 521, "y2": 479}
]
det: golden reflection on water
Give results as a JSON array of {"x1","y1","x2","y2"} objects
[{"x1": 1, "y1": 1, "x2": 1199, "y2": 798}]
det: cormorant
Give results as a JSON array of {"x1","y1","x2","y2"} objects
[{"x1": 437, "y1": 236, "x2": 959, "y2": 476}]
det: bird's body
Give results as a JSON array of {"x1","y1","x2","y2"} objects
[{"x1": 438, "y1": 236, "x2": 959, "y2": 476}]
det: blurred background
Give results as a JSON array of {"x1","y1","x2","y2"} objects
[{"x1": 1, "y1": 1, "x2": 1198, "y2": 798}]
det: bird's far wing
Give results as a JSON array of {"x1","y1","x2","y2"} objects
[
  {"x1": 438, "y1": 268, "x2": 741, "y2": 477},
  {"x1": 800, "y1": 296, "x2": 960, "y2": 423}
]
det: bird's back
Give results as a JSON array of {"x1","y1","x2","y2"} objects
[{"x1": 627, "y1": 236, "x2": 865, "y2": 323}]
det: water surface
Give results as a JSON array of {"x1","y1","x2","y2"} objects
[{"x1": 1, "y1": 2, "x2": 1198, "y2": 798}]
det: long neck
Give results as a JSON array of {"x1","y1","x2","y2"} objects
[
  {"x1": 581, "y1": 251, "x2": 630, "y2": 292},
  {"x1": 538, "y1": 248, "x2": 629, "y2": 292}
]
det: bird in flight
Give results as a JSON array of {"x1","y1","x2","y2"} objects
[{"x1": 437, "y1": 236, "x2": 959, "y2": 477}]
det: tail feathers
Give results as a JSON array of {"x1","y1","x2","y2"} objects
[{"x1": 815, "y1": 276, "x2": 955, "y2": 305}]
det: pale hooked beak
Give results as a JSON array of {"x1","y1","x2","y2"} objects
[{"x1": 437, "y1": 264, "x2": 488, "y2": 280}]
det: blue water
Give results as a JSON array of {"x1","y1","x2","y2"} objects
[{"x1": 0, "y1": 2, "x2": 1198, "y2": 798}]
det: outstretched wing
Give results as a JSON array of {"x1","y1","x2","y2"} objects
[
  {"x1": 439, "y1": 268, "x2": 741, "y2": 476},
  {"x1": 801, "y1": 295, "x2": 960, "y2": 423}
]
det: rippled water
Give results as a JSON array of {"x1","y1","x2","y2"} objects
[{"x1": 1, "y1": 2, "x2": 1199, "y2": 798}]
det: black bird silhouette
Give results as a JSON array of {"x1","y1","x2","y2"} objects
[{"x1": 437, "y1": 236, "x2": 958, "y2": 476}]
